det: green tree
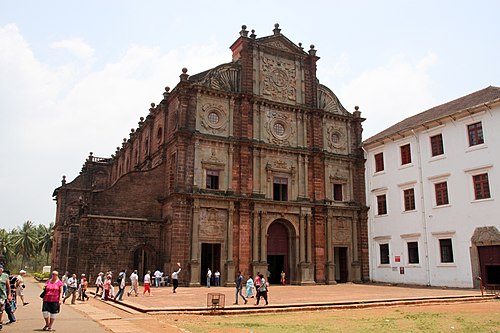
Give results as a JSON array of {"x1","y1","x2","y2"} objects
[
  {"x1": 10, "y1": 220, "x2": 38, "y2": 269},
  {"x1": 0, "y1": 228, "x2": 14, "y2": 266},
  {"x1": 38, "y1": 222, "x2": 54, "y2": 266}
]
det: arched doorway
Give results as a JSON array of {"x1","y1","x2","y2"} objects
[
  {"x1": 267, "y1": 221, "x2": 292, "y2": 284},
  {"x1": 133, "y1": 246, "x2": 155, "y2": 279}
]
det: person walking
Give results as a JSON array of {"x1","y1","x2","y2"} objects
[
  {"x1": 206, "y1": 268, "x2": 212, "y2": 288},
  {"x1": 142, "y1": 270, "x2": 152, "y2": 296},
  {"x1": 41, "y1": 270, "x2": 63, "y2": 331},
  {"x1": 127, "y1": 270, "x2": 139, "y2": 297},
  {"x1": 81, "y1": 277, "x2": 89, "y2": 301},
  {"x1": 103, "y1": 274, "x2": 113, "y2": 301},
  {"x1": 115, "y1": 270, "x2": 126, "y2": 301},
  {"x1": 256, "y1": 273, "x2": 268, "y2": 305},
  {"x1": 77, "y1": 274, "x2": 86, "y2": 301},
  {"x1": 61, "y1": 272, "x2": 69, "y2": 298},
  {"x1": 62, "y1": 273, "x2": 77, "y2": 304},
  {"x1": 16, "y1": 269, "x2": 29, "y2": 305},
  {"x1": 171, "y1": 263, "x2": 181, "y2": 293},
  {"x1": 234, "y1": 271, "x2": 247, "y2": 305},
  {"x1": 4, "y1": 270, "x2": 16, "y2": 324},
  {"x1": 254, "y1": 272, "x2": 261, "y2": 304},
  {"x1": 94, "y1": 272, "x2": 103, "y2": 297},
  {"x1": 0, "y1": 264, "x2": 13, "y2": 330},
  {"x1": 154, "y1": 269, "x2": 162, "y2": 288},
  {"x1": 245, "y1": 274, "x2": 254, "y2": 298}
]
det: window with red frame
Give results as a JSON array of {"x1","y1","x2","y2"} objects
[
  {"x1": 473, "y1": 173, "x2": 491, "y2": 200},
  {"x1": 435, "y1": 181, "x2": 449, "y2": 206},
  {"x1": 403, "y1": 188, "x2": 416, "y2": 211},
  {"x1": 374, "y1": 153, "x2": 384, "y2": 172},
  {"x1": 400, "y1": 144, "x2": 411, "y2": 165},
  {"x1": 376, "y1": 194, "x2": 387, "y2": 215},
  {"x1": 467, "y1": 122, "x2": 484, "y2": 146},
  {"x1": 430, "y1": 134, "x2": 444, "y2": 157}
]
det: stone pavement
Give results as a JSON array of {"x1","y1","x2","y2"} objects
[{"x1": 112, "y1": 282, "x2": 484, "y2": 313}]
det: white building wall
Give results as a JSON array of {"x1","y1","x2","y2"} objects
[{"x1": 366, "y1": 105, "x2": 500, "y2": 288}]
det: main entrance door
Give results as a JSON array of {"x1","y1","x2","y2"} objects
[
  {"x1": 334, "y1": 247, "x2": 348, "y2": 283},
  {"x1": 478, "y1": 245, "x2": 500, "y2": 284},
  {"x1": 267, "y1": 221, "x2": 289, "y2": 284},
  {"x1": 201, "y1": 243, "x2": 221, "y2": 285}
]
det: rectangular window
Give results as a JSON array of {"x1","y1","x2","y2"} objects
[
  {"x1": 273, "y1": 177, "x2": 288, "y2": 201},
  {"x1": 473, "y1": 173, "x2": 491, "y2": 200},
  {"x1": 404, "y1": 188, "x2": 416, "y2": 211},
  {"x1": 439, "y1": 238, "x2": 454, "y2": 263},
  {"x1": 333, "y1": 184, "x2": 343, "y2": 201},
  {"x1": 380, "y1": 243, "x2": 390, "y2": 264},
  {"x1": 400, "y1": 144, "x2": 412, "y2": 165},
  {"x1": 430, "y1": 134, "x2": 444, "y2": 157},
  {"x1": 374, "y1": 153, "x2": 384, "y2": 172},
  {"x1": 376, "y1": 194, "x2": 387, "y2": 215},
  {"x1": 468, "y1": 122, "x2": 484, "y2": 146},
  {"x1": 206, "y1": 170, "x2": 219, "y2": 189},
  {"x1": 407, "y1": 241, "x2": 419, "y2": 264},
  {"x1": 435, "y1": 181, "x2": 449, "y2": 206}
]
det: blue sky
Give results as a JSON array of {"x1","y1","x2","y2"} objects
[{"x1": 1, "y1": 0, "x2": 499, "y2": 230}]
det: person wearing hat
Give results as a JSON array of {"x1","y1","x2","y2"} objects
[
  {"x1": 0, "y1": 264, "x2": 13, "y2": 330},
  {"x1": 16, "y1": 269, "x2": 29, "y2": 306},
  {"x1": 94, "y1": 272, "x2": 104, "y2": 298}
]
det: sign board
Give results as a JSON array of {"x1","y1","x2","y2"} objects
[{"x1": 395, "y1": 256, "x2": 401, "y2": 262}]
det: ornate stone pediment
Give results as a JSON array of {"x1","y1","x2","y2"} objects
[
  {"x1": 333, "y1": 217, "x2": 352, "y2": 243},
  {"x1": 258, "y1": 35, "x2": 306, "y2": 55},
  {"x1": 261, "y1": 56, "x2": 297, "y2": 104},
  {"x1": 197, "y1": 64, "x2": 240, "y2": 92},
  {"x1": 471, "y1": 226, "x2": 500, "y2": 245},
  {"x1": 318, "y1": 85, "x2": 348, "y2": 115}
]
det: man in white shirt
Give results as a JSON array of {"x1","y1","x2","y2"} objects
[
  {"x1": 206, "y1": 268, "x2": 212, "y2": 288},
  {"x1": 143, "y1": 271, "x2": 152, "y2": 296},
  {"x1": 171, "y1": 263, "x2": 181, "y2": 293},
  {"x1": 154, "y1": 269, "x2": 162, "y2": 288},
  {"x1": 127, "y1": 270, "x2": 139, "y2": 297},
  {"x1": 63, "y1": 274, "x2": 78, "y2": 304},
  {"x1": 94, "y1": 272, "x2": 103, "y2": 298},
  {"x1": 16, "y1": 270, "x2": 29, "y2": 306},
  {"x1": 214, "y1": 270, "x2": 221, "y2": 287}
]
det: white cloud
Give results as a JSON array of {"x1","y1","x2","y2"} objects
[
  {"x1": 51, "y1": 38, "x2": 95, "y2": 61},
  {"x1": 0, "y1": 23, "x2": 228, "y2": 229},
  {"x1": 339, "y1": 52, "x2": 438, "y2": 139}
]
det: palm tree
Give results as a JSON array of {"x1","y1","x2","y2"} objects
[
  {"x1": 10, "y1": 220, "x2": 38, "y2": 269},
  {"x1": 0, "y1": 228, "x2": 14, "y2": 266},
  {"x1": 38, "y1": 223, "x2": 54, "y2": 266}
]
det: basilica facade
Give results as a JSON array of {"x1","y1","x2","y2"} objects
[{"x1": 52, "y1": 24, "x2": 369, "y2": 286}]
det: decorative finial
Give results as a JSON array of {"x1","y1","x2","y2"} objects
[
  {"x1": 298, "y1": 42, "x2": 303, "y2": 51},
  {"x1": 308, "y1": 44, "x2": 317, "y2": 56},
  {"x1": 240, "y1": 25, "x2": 249, "y2": 37},
  {"x1": 163, "y1": 86, "x2": 170, "y2": 99},
  {"x1": 354, "y1": 106, "x2": 361, "y2": 118},
  {"x1": 131, "y1": 128, "x2": 135, "y2": 133},
  {"x1": 273, "y1": 23, "x2": 281, "y2": 35},
  {"x1": 250, "y1": 29, "x2": 256, "y2": 39},
  {"x1": 355, "y1": 106, "x2": 359, "y2": 111},
  {"x1": 180, "y1": 68, "x2": 189, "y2": 81},
  {"x1": 151, "y1": 102, "x2": 155, "y2": 108},
  {"x1": 61, "y1": 175, "x2": 66, "y2": 186}
]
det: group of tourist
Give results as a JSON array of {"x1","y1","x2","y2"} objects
[
  {"x1": 205, "y1": 268, "x2": 221, "y2": 287},
  {"x1": 0, "y1": 265, "x2": 30, "y2": 330},
  {"x1": 235, "y1": 271, "x2": 270, "y2": 305}
]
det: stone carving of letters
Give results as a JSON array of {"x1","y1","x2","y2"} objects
[{"x1": 261, "y1": 56, "x2": 296, "y2": 103}]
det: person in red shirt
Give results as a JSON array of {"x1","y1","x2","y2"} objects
[
  {"x1": 42, "y1": 271, "x2": 63, "y2": 331},
  {"x1": 103, "y1": 275, "x2": 112, "y2": 301}
]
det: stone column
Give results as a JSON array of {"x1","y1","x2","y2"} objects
[
  {"x1": 299, "y1": 212, "x2": 306, "y2": 263},
  {"x1": 306, "y1": 213, "x2": 312, "y2": 263},
  {"x1": 228, "y1": 144, "x2": 234, "y2": 192},
  {"x1": 304, "y1": 156, "x2": 309, "y2": 198},
  {"x1": 252, "y1": 210, "x2": 259, "y2": 262},
  {"x1": 351, "y1": 215, "x2": 361, "y2": 282},
  {"x1": 326, "y1": 211, "x2": 336, "y2": 284},
  {"x1": 189, "y1": 199, "x2": 201, "y2": 286},
  {"x1": 225, "y1": 203, "x2": 235, "y2": 286}
]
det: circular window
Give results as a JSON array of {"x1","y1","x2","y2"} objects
[
  {"x1": 331, "y1": 132, "x2": 340, "y2": 144},
  {"x1": 207, "y1": 112, "x2": 219, "y2": 124},
  {"x1": 273, "y1": 122, "x2": 285, "y2": 136}
]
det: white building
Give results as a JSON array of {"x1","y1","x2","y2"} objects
[{"x1": 363, "y1": 86, "x2": 500, "y2": 288}]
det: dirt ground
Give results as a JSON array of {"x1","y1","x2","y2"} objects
[{"x1": 146, "y1": 300, "x2": 500, "y2": 333}]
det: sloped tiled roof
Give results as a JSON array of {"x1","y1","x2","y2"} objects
[{"x1": 364, "y1": 86, "x2": 500, "y2": 145}]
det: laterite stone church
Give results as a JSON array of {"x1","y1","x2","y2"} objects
[{"x1": 52, "y1": 24, "x2": 369, "y2": 286}]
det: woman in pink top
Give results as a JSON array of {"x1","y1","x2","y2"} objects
[
  {"x1": 103, "y1": 275, "x2": 112, "y2": 300},
  {"x1": 42, "y1": 271, "x2": 63, "y2": 331}
]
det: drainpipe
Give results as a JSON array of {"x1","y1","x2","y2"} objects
[
  {"x1": 411, "y1": 129, "x2": 431, "y2": 286},
  {"x1": 361, "y1": 146, "x2": 374, "y2": 282}
]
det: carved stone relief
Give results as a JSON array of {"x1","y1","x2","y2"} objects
[
  {"x1": 200, "y1": 102, "x2": 228, "y2": 135},
  {"x1": 199, "y1": 208, "x2": 227, "y2": 240},
  {"x1": 265, "y1": 110, "x2": 295, "y2": 145},
  {"x1": 317, "y1": 85, "x2": 345, "y2": 115},
  {"x1": 261, "y1": 56, "x2": 296, "y2": 103},
  {"x1": 198, "y1": 64, "x2": 240, "y2": 92},
  {"x1": 333, "y1": 217, "x2": 352, "y2": 243},
  {"x1": 326, "y1": 125, "x2": 346, "y2": 151}
]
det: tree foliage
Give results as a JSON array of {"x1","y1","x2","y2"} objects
[{"x1": 0, "y1": 221, "x2": 53, "y2": 272}]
